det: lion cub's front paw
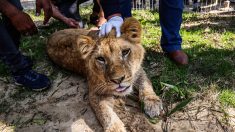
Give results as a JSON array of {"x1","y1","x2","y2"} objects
[
  {"x1": 144, "y1": 95, "x2": 163, "y2": 118},
  {"x1": 105, "y1": 121, "x2": 126, "y2": 132}
]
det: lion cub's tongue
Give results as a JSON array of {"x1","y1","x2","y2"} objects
[{"x1": 116, "y1": 86, "x2": 127, "y2": 92}]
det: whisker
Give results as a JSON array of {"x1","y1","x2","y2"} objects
[{"x1": 95, "y1": 82, "x2": 108, "y2": 95}]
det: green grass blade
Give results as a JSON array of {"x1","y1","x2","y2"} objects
[{"x1": 167, "y1": 97, "x2": 193, "y2": 116}]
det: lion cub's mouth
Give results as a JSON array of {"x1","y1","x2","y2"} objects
[{"x1": 116, "y1": 85, "x2": 130, "y2": 92}]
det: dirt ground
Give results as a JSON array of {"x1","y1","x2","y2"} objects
[
  {"x1": 0, "y1": 71, "x2": 234, "y2": 132},
  {"x1": 0, "y1": 12, "x2": 234, "y2": 132}
]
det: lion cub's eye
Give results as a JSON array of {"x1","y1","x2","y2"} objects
[
  {"x1": 96, "y1": 57, "x2": 105, "y2": 64},
  {"x1": 122, "y1": 48, "x2": 131, "y2": 58}
]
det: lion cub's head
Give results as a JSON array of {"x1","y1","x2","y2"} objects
[{"x1": 78, "y1": 18, "x2": 145, "y2": 96}]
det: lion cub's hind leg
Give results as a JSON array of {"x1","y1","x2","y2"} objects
[{"x1": 137, "y1": 69, "x2": 163, "y2": 118}]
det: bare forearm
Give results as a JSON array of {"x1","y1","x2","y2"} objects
[
  {"x1": 51, "y1": 4, "x2": 67, "y2": 22},
  {"x1": 0, "y1": 0, "x2": 20, "y2": 18}
]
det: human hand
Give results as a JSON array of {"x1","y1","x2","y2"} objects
[
  {"x1": 64, "y1": 18, "x2": 80, "y2": 28},
  {"x1": 99, "y1": 16, "x2": 123, "y2": 37},
  {"x1": 36, "y1": 0, "x2": 52, "y2": 25},
  {"x1": 96, "y1": 17, "x2": 106, "y2": 27},
  {"x1": 10, "y1": 11, "x2": 37, "y2": 35}
]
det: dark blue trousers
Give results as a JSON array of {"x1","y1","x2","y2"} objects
[
  {"x1": 0, "y1": 0, "x2": 31, "y2": 74},
  {"x1": 55, "y1": 0, "x2": 81, "y2": 21},
  {"x1": 123, "y1": 0, "x2": 183, "y2": 52},
  {"x1": 54, "y1": 0, "x2": 89, "y2": 21},
  {"x1": 159, "y1": 0, "x2": 183, "y2": 52},
  {"x1": 120, "y1": 0, "x2": 132, "y2": 18}
]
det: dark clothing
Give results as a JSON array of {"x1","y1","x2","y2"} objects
[
  {"x1": 53, "y1": 0, "x2": 89, "y2": 21},
  {"x1": 100, "y1": 0, "x2": 183, "y2": 52},
  {"x1": 159, "y1": 0, "x2": 183, "y2": 52},
  {"x1": 54, "y1": 0, "x2": 82, "y2": 21},
  {"x1": 100, "y1": 0, "x2": 132, "y2": 19},
  {"x1": 55, "y1": 0, "x2": 101, "y2": 23},
  {"x1": 92, "y1": 0, "x2": 100, "y2": 14},
  {"x1": 0, "y1": 0, "x2": 31, "y2": 74}
]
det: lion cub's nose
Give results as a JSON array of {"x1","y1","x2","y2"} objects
[{"x1": 111, "y1": 75, "x2": 125, "y2": 84}]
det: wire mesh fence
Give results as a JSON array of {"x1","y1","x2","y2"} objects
[{"x1": 132, "y1": 0, "x2": 235, "y2": 13}]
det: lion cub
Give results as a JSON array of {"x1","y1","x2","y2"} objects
[{"x1": 47, "y1": 18, "x2": 162, "y2": 132}]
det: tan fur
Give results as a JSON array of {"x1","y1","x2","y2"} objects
[{"x1": 47, "y1": 18, "x2": 162, "y2": 132}]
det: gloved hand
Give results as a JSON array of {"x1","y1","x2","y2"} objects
[{"x1": 99, "y1": 16, "x2": 123, "y2": 37}]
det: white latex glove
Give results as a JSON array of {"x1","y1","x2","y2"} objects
[{"x1": 99, "y1": 16, "x2": 123, "y2": 37}]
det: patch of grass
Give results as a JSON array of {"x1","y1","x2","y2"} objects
[
  {"x1": 26, "y1": 10, "x2": 44, "y2": 22},
  {"x1": 167, "y1": 97, "x2": 193, "y2": 117},
  {"x1": 133, "y1": 10, "x2": 161, "y2": 48},
  {"x1": 219, "y1": 90, "x2": 235, "y2": 108},
  {"x1": 182, "y1": 12, "x2": 201, "y2": 22},
  {"x1": 0, "y1": 100, "x2": 10, "y2": 114},
  {"x1": 0, "y1": 63, "x2": 9, "y2": 77},
  {"x1": 9, "y1": 88, "x2": 36, "y2": 101},
  {"x1": 32, "y1": 118, "x2": 47, "y2": 125},
  {"x1": 133, "y1": 10, "x2": 235, "y2": 109},
  {"x1": 161, "y1": 82, "x2": 188, "y2": 101}
]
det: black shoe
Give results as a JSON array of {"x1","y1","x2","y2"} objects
[{"x1": 13, "y1": 69, "x2": 51, "y2": 91}]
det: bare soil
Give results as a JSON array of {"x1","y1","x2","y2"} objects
[
  {"x1": 0, "y1": 13, "x2": 234, "y2": 132},
  {"x1": 0, "y1": 72, "x2": 234, "y2": 132}
]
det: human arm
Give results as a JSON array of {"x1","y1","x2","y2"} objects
[
  {"x1": 36, "y1": 0, "x2": 53, "y2": 25},
  {"x1": 99, "y1": 0, "x2": 131, "y2": 37},
  {"x1": 98, "y1": 0, "x2": 122, "y2": 37},
  {"x1": 0, "y1": 0, "x2": 37, "y2": 35},
  {"x1": 0, "y1": 0, "x2": 20, "y2": 18},
  {"x1": 95, "y1": 0, "x2": 106, "y2": 27},
  {"x1": 51, "y1": 4, "x2": 79, "y2": 28}
]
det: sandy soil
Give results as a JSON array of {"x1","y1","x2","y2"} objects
[{"x1": 0, "y1": 71, "x2": 234, "y2": 132}]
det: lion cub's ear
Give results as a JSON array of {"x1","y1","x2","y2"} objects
[
  {"x1": 121, "y1": 17, "x2": 142, "y2": 44},
  {"x1": 76, "y1": 35, "x2": 95, "y2": 59}
]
